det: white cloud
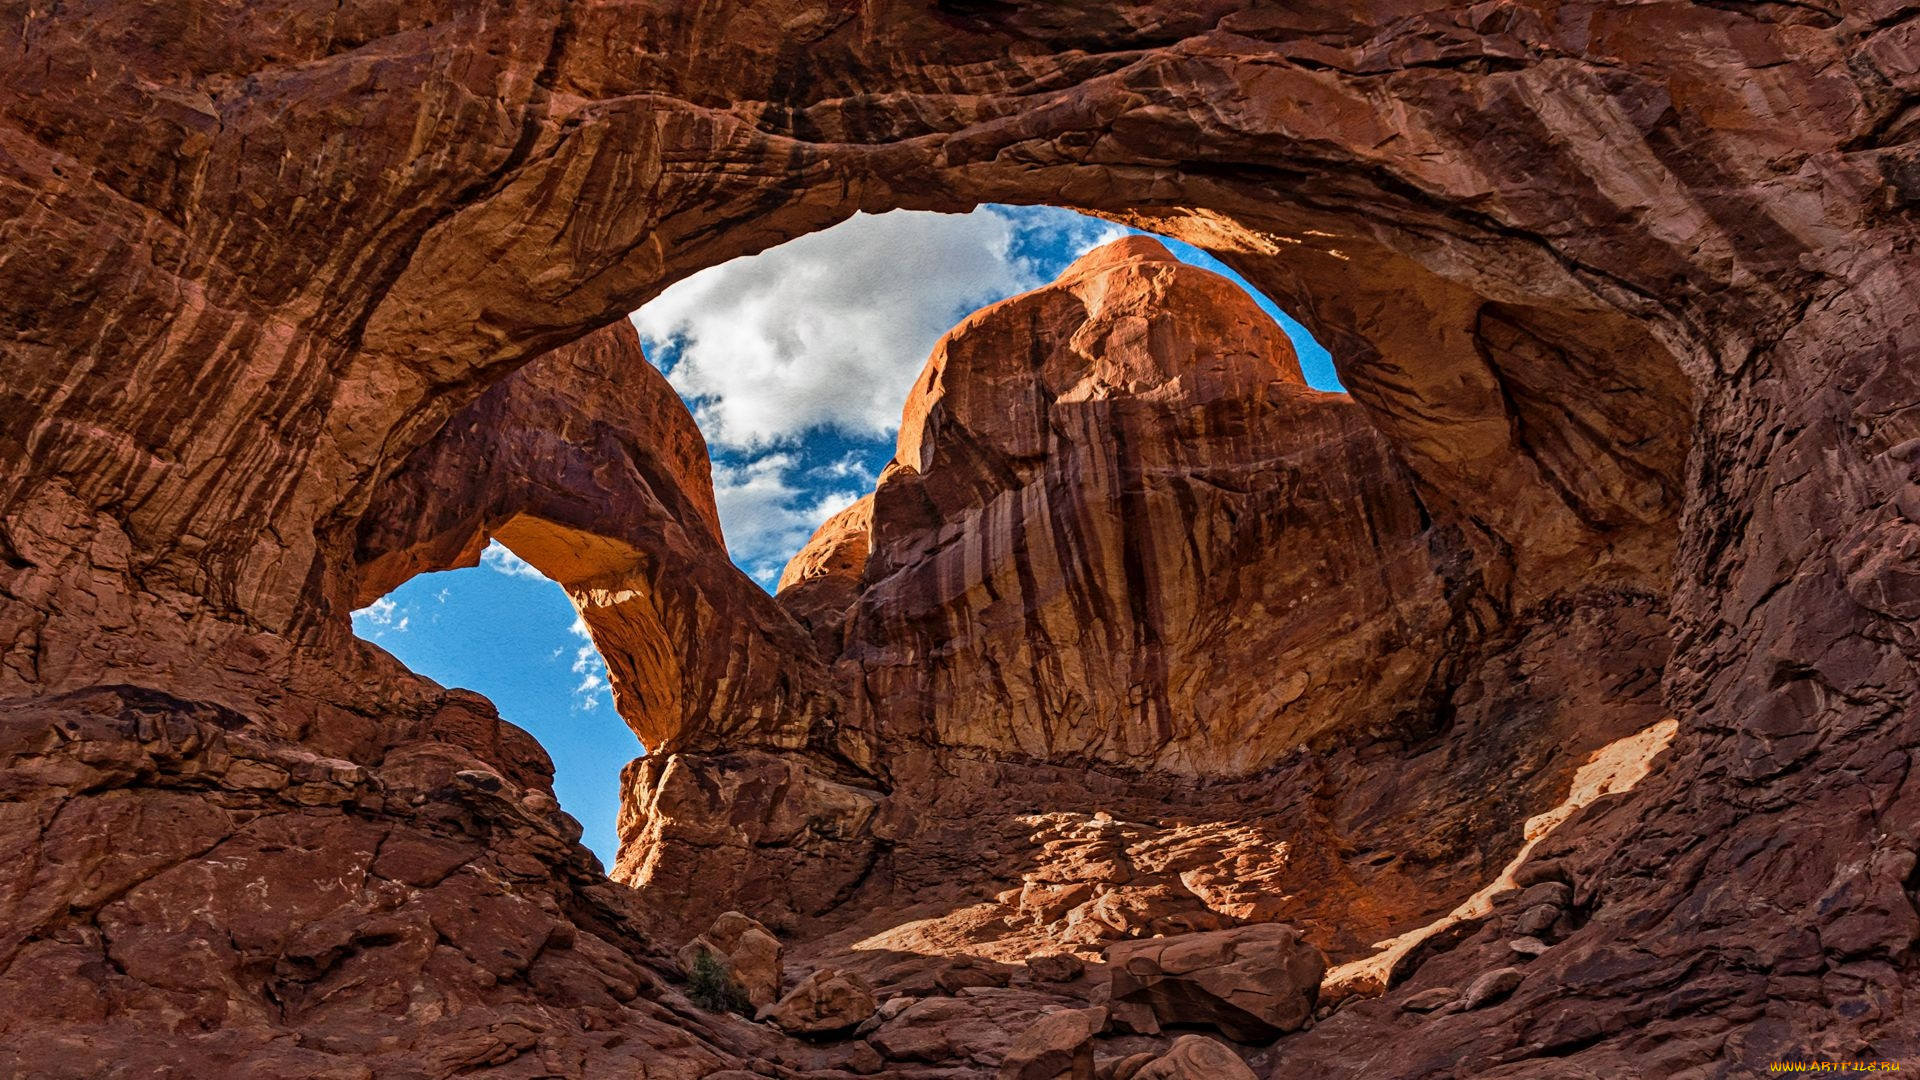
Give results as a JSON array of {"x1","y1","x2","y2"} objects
[
  {"x1": 708, "y1": 453, "x2": 863, "y2": 587},
  {"x1": 567, "y1": 614, "x2": 612, "y2": 712},
  {"x1": 481, "y1": 541, "x2": 545, "y2": 579},
  {"x1": 1004, "y1": 205, "x2": 1128, "y2": 257},
  {"x1": 632, "y1": 205, "x2": 1134, "y2": 588},
  {"x1": 357, "y1": 596, "x2": 397, "y2": 623},
  {"x1": 634, "y1": 207, "x2": 1123, "y2": 450},
  {"x1": 805, "y1": 489, "x2": 863, "y2": 530},
  {"x1": 816, "y1": 451, "x2": 879, "y2": 485},
  {"x1": 351, "y1": 595, "x2": 410, "y2": 637}
]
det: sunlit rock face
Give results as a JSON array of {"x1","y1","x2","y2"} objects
[
  {"x1": 740, "y1": 236, "x2": 1674, "y2": 974},
  {"x1": 1, "y1": 0, "x2": 1915, "y2": 1076},
  {"x1": 785, "y1": 236, "x2": 1462, "y2": 775}
]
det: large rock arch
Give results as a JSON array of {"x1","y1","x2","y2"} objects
[{"x1": 1, "y1": 1, "x2": 1914, "y2": 1075}]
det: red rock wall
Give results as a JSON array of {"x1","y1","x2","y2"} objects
[
  {"x1": 799, "y1": 237, "x2": 1473, "y2": 775},
  {"x1": 1, "y1": 0, "x2": 1915, "y2": 1075},
  {"x1": 721, "y1": 235, "x2": 1677, "y2": 963}
]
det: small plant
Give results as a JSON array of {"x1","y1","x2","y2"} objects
[{"x1": 686, "y1": 949, "x2": 751, "y2": 1014}]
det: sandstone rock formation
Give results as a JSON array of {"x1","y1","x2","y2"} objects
[
  {"x1": 736, "y1": 241, "x2": 1677, "y2": 973},
  {"x1": 758, "y1": 968, "x2": 878, "y2": 1036},
  {"x1": 998, "y1": 1007, "x2": 1105, "y2": 1080},
  {"x1": 866, "y1": 989, "x2": 1088, "y2": 1069},
  {"x1": 2, "y1": 0, "x2": 1916, "y2": 1077},
  {"x1": 678, "y1": 911, "x2": 785, "y2": 1010},
  {"x1": 777, "y1": 495, "x2": 875, "y2": 654},
  {"x1": 786, "y1": 236, "x2": 1462, "y2": 775},
  {"x1": 1130, "y1": 1035, "x2": 1258, "y2": 1080},
  {"x1": 1104, "y1": 925, "x2": 1325, "y2": 1043},
  {"x1": 354, "y1": 317, "x2": 837, "y2": 758}
]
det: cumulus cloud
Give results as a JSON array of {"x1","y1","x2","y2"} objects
[
  {"x1": 481, "y1": 541, "x2": 546, "y2": 579},
  {"x1": 633, "y1": 207, "x2": 1123, "y2": 450},
  {"x1": 1000, "y1": 204, "x2": 1129, "y2": 260},
  {"x1": 709, "y1": 454, "x2": 864, "y2": 586},
  {"x1": 815, "y1": 450, "x2": 880, "y2": 486},
  {"x1": 632, "y1": 205, "x2": 1133, "y2": 590},
  {"x1": 567, "y1": 615, "x2": 613, "y2": 712},
  {"x1": 351, "y1": 595, "x2": 410, "y2": 636}
]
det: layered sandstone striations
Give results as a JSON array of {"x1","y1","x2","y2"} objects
[
  {"x1": 0, "y1": 328, "x2": 855, "y2": 1077},
  {"x1": 787, "y1": 236, "x2": 1468, "y2": 775},
  {"x1": 353, "y1": 321, "x2": 886, "y2": 940},
  {"x1": 2, "y1": 0, "x2": 1916, "y2": 1077},
  {"x1": 619, "y1": 239, "x2": 1676, "y2": 993}
]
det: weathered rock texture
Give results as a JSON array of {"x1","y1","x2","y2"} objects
[
  {"x1": 639, "y1": 240, "x2": 1674, "y2": 967},
  {"x1": 679, "y1": 910, "x2": 784, "y2": 1010},
  {"x1": 757, "y1": 967, "x2": 877, "y2": 1036},
  {"x1": 790, "y1": 237, "x2": 1465, "y2": 775},
  {"x1": 354, "y1": 318, "x2": 836, "y2": 757},
  {"x1": 1105, "y1": 924, "x2": 1325, "y2": 1042},
  {"x1": 2, "y1": 0, "x2": 1917, "y2": 1077}
]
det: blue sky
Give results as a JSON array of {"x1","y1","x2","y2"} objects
[{"x1": 354, "y1": 206, "x2": 1336, "y2": 865}]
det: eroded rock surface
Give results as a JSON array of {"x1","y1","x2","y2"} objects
[
  {"x1": 2, "y1": 0, "x2": 1916, "y2": 1076},
  {"x1": 679, "y1": 911, "x2": 785, "y2": 1010},
  {"x1": 789, "y1": 237, "x2": 1463, "y2": 775},
  {"x1": 354, "y1": 318, "x2": 838, "y2": 758},
  {"x1": 740, "y1": 246, "x2": 1677, "y2": 972},
  {"x1": 0, "y1": 683, "x2": 757, "y2": 1078},
  {"x1": 1105, "y1": 925, "x2": 1325, "y2": 1043},
  {"x1": 1131, "y1": 1035, "x2": 1258, "y2": 1080},
  {"x1": 758, "y1": 967, "x2": 879, "y2": 1036},
  {"x1": 999, "y1": 1006, "x2": 1105, "y2": 1080}
]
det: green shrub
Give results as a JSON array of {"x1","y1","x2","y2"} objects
[{"x1": 686, "y1": 949, "x2": 751, "y2": 1014}]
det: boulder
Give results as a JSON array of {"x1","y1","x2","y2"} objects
[
  {"x1": 869, "y1": 989, "x2": 1071, "y2": 1065},
  {"x1": 1028, "y1": 953, "x2": 1087, "y2": 983},
  {"x1": 677, "y1": 910, "x2": 784, "y2": 1009},
  {"x1": 1132, "y1": 1036, "x2": 1257, "y2": 1080},
  {"x1": 997, "y1": 1007, "x2": 1105, "y2": 1080},
  {"x1": 1514, "y1": 904, "x2": 1561, "y2": 938},
  {"x1": 1104, "y1": 925, "x2": 1325, "y2": 1042},
  {"x1": 757, "y1": 968, "x2": 877, "y2": 1036},
  {"x1": 1516, "y1": 881, "x2": 1574, "y2": 909},
  {"x1": 1460, "y1": 967, "x2": 1526, "y2": 1011},
  {"x1": 1508, "y1": 937, "x2": 1551, "y2": 958}
]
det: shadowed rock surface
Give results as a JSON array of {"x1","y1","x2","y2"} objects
[
  {"x1": 2, "y1": 0, "x2": 1917, "y2": 1076},
  {"x1": 1105, "y1": 924, "x2": 1325, "y2": 1041}
]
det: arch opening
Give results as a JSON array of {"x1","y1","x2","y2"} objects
[
  {"x1": 345, "y1": 195, "x2": 1695, "y2": 954},
  {"x1": 348, "y1": 204, "x2": 1350, "y2": 873},
  {"x1": 630, "y1": 204, "x2": 1343, "y2": 591},
  {"x1": 349, "y1": 541, "x2": 632, "y2": 863},
  {"x1": 2, "y1": 3, "x2": 1890, "y2": 1074}
]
